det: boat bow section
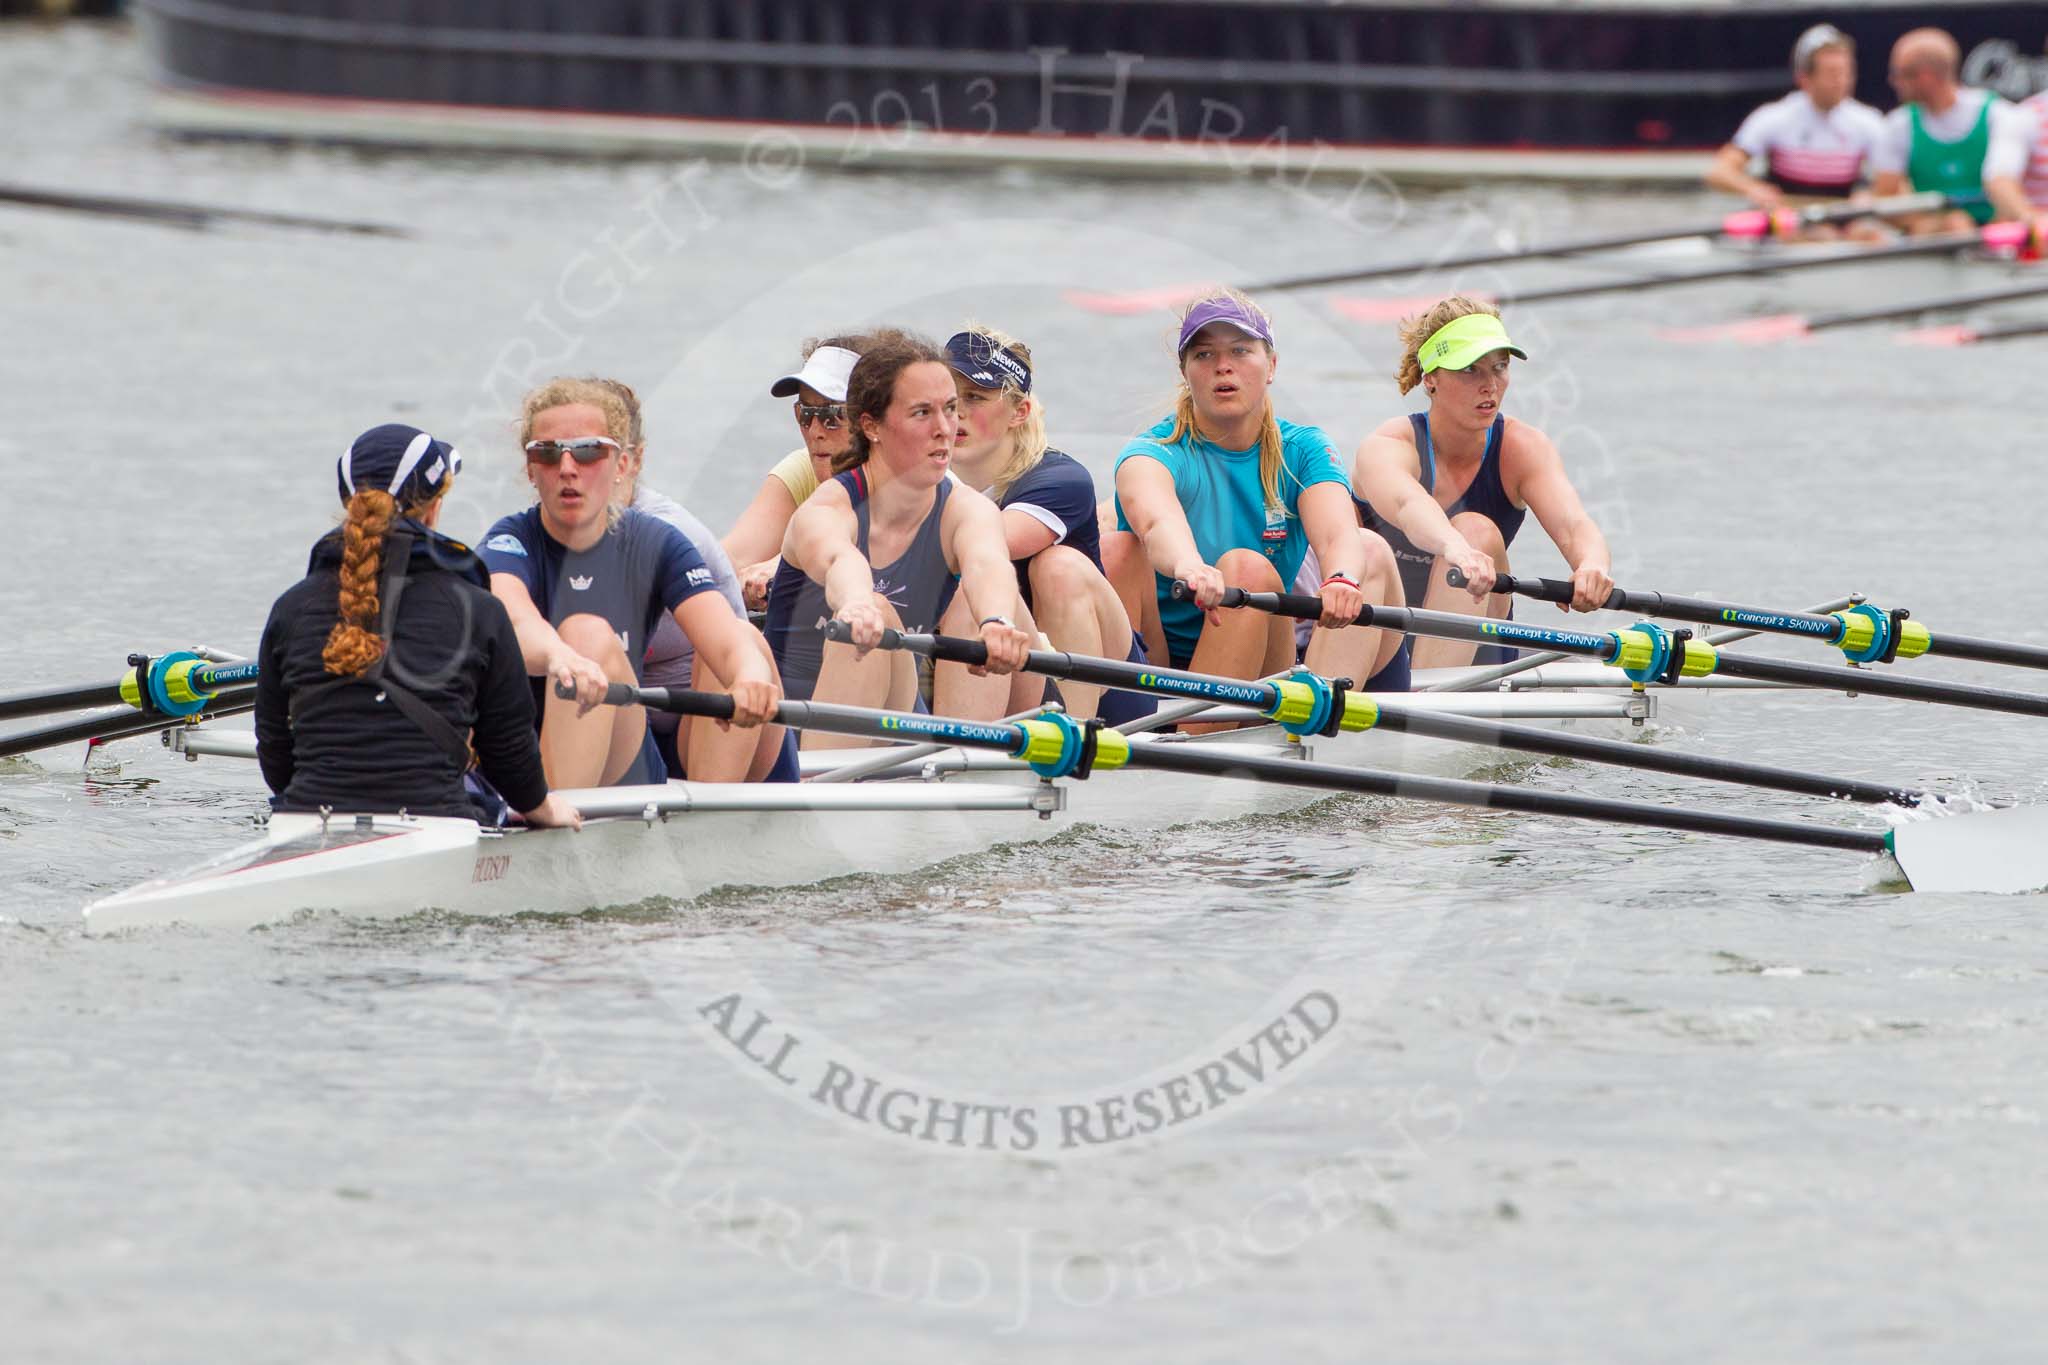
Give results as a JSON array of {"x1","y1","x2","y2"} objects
[{"x1": 83, "y1": 813, "x2": 484, "y2": 935}]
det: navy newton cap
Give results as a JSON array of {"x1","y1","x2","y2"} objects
[
  {"x1": 336, "y1": 423, "x2": 462, "y2": 506},
  {"x1": 944, "y1": 331, "x2": 1031, "y2": 394}
]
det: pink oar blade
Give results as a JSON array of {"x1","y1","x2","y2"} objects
[
  {"x1": 1657, "y1": 314, "x2": 1812, "y2": 344},
  {"x1": 1895, "y1": 324, "x2": 1980, "y2": 346},
  {"x1": 1063, "y1": 283, "x2": 1210, "y2": 316}
]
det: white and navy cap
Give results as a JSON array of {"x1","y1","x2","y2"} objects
[
  {"x1": 944, "y1": 331, "x2": 1032, "y2": 394},
  {"x1": 336, "y1": 423, "x2": 462, "y2": 506},
  {"x1": 769, "y1": 345, "x2": 861, "y2": 401}
]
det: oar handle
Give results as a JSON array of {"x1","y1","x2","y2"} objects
[
  {"x1": 821, "y1": 620, "x2": 989, "y2": 666},
  {"x1": 553, "y1": 679, "x2": 727, "y2": 715},
  {"x1": 1182, "y1": 582, "x2": 1333, "y2": 622},
  {"x1": 1447, "y1": 568, "x2": 1626, "y2": 610}
]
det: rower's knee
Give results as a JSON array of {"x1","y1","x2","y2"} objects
[
  {"x1": 557, "y1": 613, "x2": 629, "y2": 668},
  {"x1": 1217, "y1": 548, "x2": 1283, "y2": 592},
  {"x1": 1447, "y1": 511, "x2": 1507, "y2": 561},
  {"x1": 1027, "y1": 544, "x2": 1094, "y2": 603},
  {"x1": 1354, "y1": 530, "x2": 1405, "y2": 605},
  {"x1": 1099, "y1": 529, "x2": 1141, "y2": 575},
  {"x1": 744, "y1": 621, "x2": 782, "y2": 676},
  {"x1": 864, "y1": 594, "x2": 907, "y2": 630}
]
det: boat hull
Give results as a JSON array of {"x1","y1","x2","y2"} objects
[{"x1": 85, "y1": 687, "x2": 1653, "y2": 932}]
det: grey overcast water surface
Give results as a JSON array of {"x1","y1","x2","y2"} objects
[{"x1": 5, "y1": 21, "x2": 2048, "y2": 1364}]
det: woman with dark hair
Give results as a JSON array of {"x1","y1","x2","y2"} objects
[
  {"x1": 763, "y1": 329, "x2": 1031, "y2": 744},
  {"x1": 254, "y1": 423, "x2": 580, "y2": 828}
]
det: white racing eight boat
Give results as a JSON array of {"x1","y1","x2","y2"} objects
[
  {"x1": 80, "y1": 669, "x2": 1658, "y2": 934},
  {"x1": 61, "y1": 576, "x2": 2048, "y2": 930}
]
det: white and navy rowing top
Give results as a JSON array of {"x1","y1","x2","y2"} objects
[
  {"x1": 990, "y1": 448, "x2": 1102, "y2": 606},
  {"x1": 2023, "y1": 92, "x2": 2048, "y2": 207},
  {"x1": 1730, "y1": 90, "x2": 1885, "y2": 195},
  {"x1": 480, "y1": 505, "x2": 719, "y2": 782},
  {"x1": 632, "y1": 484, "x2": 744, "y2": 697}
]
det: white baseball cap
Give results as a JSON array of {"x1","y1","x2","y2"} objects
[{"x1": 768, "y1": 345, "x2": 861, "y2": 401}]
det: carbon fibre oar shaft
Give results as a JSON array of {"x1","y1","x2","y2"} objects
[
  {"x1": 1235, "y1": 190, "x2": 1962, "y2": 293},
  {"x1": 0, "y1": 657, "x2": 260, "y2": 724},
  {"x1": 1461, "y1": 568, "x2": 2048, "y2": 673},
  {"x1": 1200, "y1": 585, "x2": 2048, "y2": 720},
  {"x1": 856, "y1": 626, "x2": 1934, "y2": 808},
  {"x1": 589, "y1": 683, "x2": 1889, "y2": 858},
  {"x1": 0, "y1": 699, "x2": 256, "y2": 762}
]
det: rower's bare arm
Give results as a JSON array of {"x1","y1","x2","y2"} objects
[
  {"x1": 1354, "y1": 432, "x2": 1493, "y2": 595},
  {"x1": 1115, "y1": 455, "x2": 1203, "y2": 581},
  {"x1": 722, "y1": 475, "x2": 800, "y2": 569},
  {"x1": 1300, "y1": 482, "x2": 1367, "y2": 582},
  {"x1": 1352, "y1": 432, "x2": 1466, "y2": 558},
  {"x1": 1298, "y1": 481, "x2": 1369, "y2": 626},
  {"x1": 1705, "y1": 144, "x2": 1776, "y2": 209},
  {"x1": 944, "y1": 491, "x2": 1031, "y2": 674},
  {"x1": 1985, "y1": 175, "x2": 2037, "y2": 226},
  {"x1": 673, "y1": 593, "x2": 779, "y2": 726},
  {"x1": 491, "y1": 572, "x2": 609, "y2": 709},
  {"x1": 1510, "y1": 433, "x2": 1613, "y2": 611},
  {"x1": 784, "y1": 490, "x2": 886, "y2": 652},
  {"x1": 1871, "y1": 169, "x2": 1909, "y2": 200},
  {"x1": 945, "y1": 491, "x2": 1021, "y2": 624},
  {"x1": 1001, "y1": 507, "x2": 1059, "y2": 562},
  {"x1": 492, "y1": 572, "x2": 567, "y2": 675}
]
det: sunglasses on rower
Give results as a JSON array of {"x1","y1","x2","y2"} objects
[
  {"x1": 795, "y1": 401, "x2": 848, "y2": 430},
  {"x1": 524, "y1": 436, "x2": 621, "y2": 466}
]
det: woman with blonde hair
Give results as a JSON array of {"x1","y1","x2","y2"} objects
[
  {"x1": 1103, "y1": 288, "x2": 1407, "y2": 706},
  {"x1": 254, "y1": 423, "x2": 580, "y2": 829},
  {"x1": 588, "y1": 377, "x2": 777, "y2": 783},
  {"x1": 1352, "y1": 296, "x2": 1613, "y2": 670},
  {"x1": 942, "y1": 325, "x2": 1153, "y2": 725},
  {"x1": 479, "y1": 378, "x2": 787, "y2": 788}
]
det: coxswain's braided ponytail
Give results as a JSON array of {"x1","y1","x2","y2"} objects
[{"x1": 323, "y1": 488, "x2": 400, "y2": 676}]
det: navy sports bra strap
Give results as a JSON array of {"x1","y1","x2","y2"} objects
[{"x1": 1407, "y1": 412, "x2": 1435, "y2": 492}]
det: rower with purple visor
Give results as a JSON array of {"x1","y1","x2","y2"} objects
[{"x1": 1101, "y1": 288, "x2": 1409, "y2": 726}]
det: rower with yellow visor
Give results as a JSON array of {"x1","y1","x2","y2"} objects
[{"x1": 1350, "y1": 298, "x2": 1614, "y2": 670}]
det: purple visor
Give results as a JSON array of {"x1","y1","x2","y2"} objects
[{"x1": 1176, "y1": 297, "x2": 1275, "y2": 354}]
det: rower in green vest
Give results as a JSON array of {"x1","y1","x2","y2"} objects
[
  {"x1": 1907, "y1": 99, "x2": 1996, "y2": 225},
  {"x1": 1870, "y1": 27, "x2": 2040, "y2": 235}
]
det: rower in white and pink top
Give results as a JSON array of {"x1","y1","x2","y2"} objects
[
  {"x1": 1706, "y1": 25, "x2": 1887, "y2": 242},
  {"x1": 2024, "y1": 86, "x2": 2048, "y2": 212}
]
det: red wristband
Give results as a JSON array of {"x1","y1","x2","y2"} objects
[{"x1": 1321, "y1": 572, "x2": 1359, "y2": 590}]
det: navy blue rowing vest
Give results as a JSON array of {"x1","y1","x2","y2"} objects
[
  {"x1": 1358, "y1": 413, "x2": 1525, "y2": 668},
  {"x1": 1358, "y1": 413, "x2": 1525, "y2": 607},
  {"x1": 764, "y1": 469, "x2": 960, "y2": 700}
]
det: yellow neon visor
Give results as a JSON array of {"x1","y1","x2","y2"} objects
[{"x1": 1418, "y1": 312, "x2": 1529, "y2": 374}]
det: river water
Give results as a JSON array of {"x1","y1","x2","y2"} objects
[{"x1": 5, "y1": 19, "x2": 2048, "y2": 1363}]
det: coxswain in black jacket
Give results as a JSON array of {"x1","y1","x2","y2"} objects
[{"x1": 254, "y1": 423, "x2": 569, "y2": 825}]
